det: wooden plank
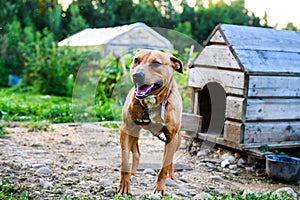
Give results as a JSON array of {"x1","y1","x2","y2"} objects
[
  {"x1": 188, "y1": 67, "x2": 245, "y2": 95},
  {"x1": 197, "y1": 133, "x2": 242, "y2": 150},
  {"x1": 241, "y1": 141, "x2": 300, "y2": 150},
  {"x1": 193, "y1": 45, "x2": 241, "y2": 70},
  {"x1": 234, "y1": 49, "x2": 300, "y2": 74},
  {"x1": 209, "y1": 30, "x2": 226, "y2": 43},
  {"x1": 246, "y1": 98, "x2": 300, "y2": 121},
  {"x1": 248, "y1": 76, "x2": 300, "y2": 97},
  {"x1": 244, "y1": 121, "x2": 300, "y2": 143},
  {"x1": 224, "y1": 120, "x2": 243, "y2": 143},
  {"x1": 181, "y1": 113, "x2": 202, "y2": 136},
  {"x1": 221, "y1": 24, "x2": 300, "y2": 53},
  {"x1": 225, "y1": 96, "x2": 245, "y2": 121}
]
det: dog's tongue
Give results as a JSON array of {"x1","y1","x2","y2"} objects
[{"x1": 136, "y1": 84, "x2": 154, "y2": 96}]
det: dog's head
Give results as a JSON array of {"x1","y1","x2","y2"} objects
[{"x1": 130, "y1": 49, "x2": 183, "y2": 100}]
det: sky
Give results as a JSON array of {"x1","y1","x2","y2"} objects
[{"x1": 244, "y1": 0, "x2": 300, "y2": 29}]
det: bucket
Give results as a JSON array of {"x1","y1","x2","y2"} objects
[{"x1": 265, "y1": 154, "x2": 300, "y2": 182}]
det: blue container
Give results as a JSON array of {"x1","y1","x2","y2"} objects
[{"x1": 265, "y1": 154, "x2": 300, "y2": 182}]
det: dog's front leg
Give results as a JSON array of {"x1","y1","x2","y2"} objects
[
  {"x1": 118, "y1": 125, "x2": 141, "y2": 195},
  {"x1": 154, "y1": 132, "x2": 181, "y2": 195}
]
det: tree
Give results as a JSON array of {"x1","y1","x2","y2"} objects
[
  {"x1": 67, "y1": 4, "x2": 88, "y2": 35},
  {"x1": 283, "y1": 22, "x2": 300, "y2": 31}
]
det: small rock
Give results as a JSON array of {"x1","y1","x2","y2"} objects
[
  {"x1": 149, "y1": 192, "x2": 161, "y2": 200},
  {"x1": 166, "y1": 178, "x2": 177, "y2": 186},
  {"x1": 33, "y1": 191, "x2": 41, "y2": 196},
  {"x1": 39, "y1": 179, "x2": 54, "y2": 189},
  {"x1": 179, "y1": 176, "x2": 188, "y2": 183},
  {"x1": 102, "y1": 188, "x2": 117, "y2": 197},
  {"x1": 130, "y1": 176, "x2": 138, "y2": 183},
  {"x1": 99, "y1": 179, "x2": 113, "y2": 187},
  {"x1": 245, "y1": 166, "x2": 255, "y2": 173},
  {"x1": 229, "y1": 164, "x2": 238, "y2": 170},
  {"x1": 202, "y1": 158, "x2": 222, "y2": 164},
  {"x1": 177, "y1": 184, "x2": 188, "y2": 196},
  {"x1": 211, "y1": 175, "x2": 224, "y2": 182},
  {"x1": 65, "y1": 189, "x2": 75, "y2": 195},
  {"x1": 197, "y1": 151, "x2": 208, "y2": 157},
  {"x1": 52, "y1": 173, "x2": 59, "y2": 181},
  {"x1": 143, "y1": 168, "x2": 156, "y2": 176},
  {"x1": 234, "y1": 153, "x2": 240, "y2": 159},
  {"x1": 221, "y1": 159, "x2": 230, "y2": 168},
  {"x1": 68, "y1": 170, "x2": 78, "y2": 177},
  {"x1": 62, "y1": 132, "x2": 69, "y2": 137},
  {"x1": 237, "y1": 158, "x2": 246, "y2": 166},
  {"x1": 36, "y1": 167, "x2": 52, "y2": 176},
  {"x1": 32, "y1": 164, "x2": 46, "y2": 169},
  {"x1": 242, "y1": 189, "x2": 254, "y2": 197},
  {"x1": 193, "y1": 192, "x2": 214, "y2": 200},
  {"x1": 221, "y1": 152, "x2": 235, "y2": 163},
  {"x1": 274, "y1": 187, "x2": 297, "y2": 199},
  {"x1": 62, "y1": 139, "x2": 72, "y2": 145},
  {"x1": 64, "y1": 177, "x2": 73, "y2": 182}
]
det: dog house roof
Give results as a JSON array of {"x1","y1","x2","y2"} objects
[{"x1": 205, "y1": 24, "x2": 300, "y2": 74}]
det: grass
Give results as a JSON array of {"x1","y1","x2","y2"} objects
[
  {"x1": 0, "y1": 176, "x2": 297, "y2": 200},
  {"x1": 0, "y1": 88, "x2": 73, "y2": 123},
  {"x1": 0, "y1": 124, "x2": 8, "y2": 138}
]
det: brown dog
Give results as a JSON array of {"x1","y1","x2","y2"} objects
[{"x1": 118, "y1": 49, "x2": 183, "y2": 195}]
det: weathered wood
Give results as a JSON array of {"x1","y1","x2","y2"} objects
[
  {"x1": 197, "y1": 133, "x2": 242, "y2": 150},
  {"x1": 193, "y1": 45, "x2": 241, "y2": 70},
  {"x1": 234, "y1": 49, "x2": 300, "y2": 74},
  {"x1": 225, "y1": 96, "x2": 245, "y2": 121},
  {"x1": 209, "y1": 30, "x2": 226, "y2": 43},
  {"x1": 220, "y1": 24, "x2": 300, "y2": 53},
  {"x1": 223, "y1": 120, "x2": 243, "y2": 143},
  {"x1": 244, "y1": 121, "x2": 300, "y2": 143},
  {"x1": 188, "y1": 67, "x2": 245, "y2": 95},
  {"x1": 246, "y1": 98, "x2": 300, "y2": 121},
  {"x1": 193, "y1": 91, "x2": 199, "y2": 114},
  {"x1": 241, "y1": 141, "x2": 300, "y2": 150},
  {"x1": 181, "y1": 113, "x2": 202, "y2": 136},
  {"x1": 248, "y1": 75, "x2": 300, "y2": 97}
]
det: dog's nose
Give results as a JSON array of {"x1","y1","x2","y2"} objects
[{"x1": 132, "y1": 72, "x2": 145, "y2": 84}]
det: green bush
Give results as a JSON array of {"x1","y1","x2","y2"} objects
[{"x1": 18, "y1": 26, "x2": 89, "y2": 96}]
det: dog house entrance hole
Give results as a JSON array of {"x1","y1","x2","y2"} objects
[{"x1": 198, "y1": 82, "x2": 226, "y2": 134}]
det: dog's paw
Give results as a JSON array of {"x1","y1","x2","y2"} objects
[
  {"x1": 118, "y1": 173, "x2": 131, "y2": 195},
  {"x1": 118, "y1": 179, "x2": 130, "y2": 195},
  {"x1": 153, "y1": 184, "x2": 165, "y2": 196}
]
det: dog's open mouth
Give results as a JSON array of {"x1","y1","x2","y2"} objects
[{"x1": 135, "y1": 83, "x2": 162, "y2": 99}]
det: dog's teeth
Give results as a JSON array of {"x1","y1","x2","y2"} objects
[
  {"x1": 143, "y1": 119, "x2": 150, "y2": 123},
  {"x1": 139, "y1": 120, "x2": 143, "y2": 123}
]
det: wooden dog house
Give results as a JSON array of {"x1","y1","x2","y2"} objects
[{"x1": 188, "y1": 24, "x2": 300, "y2": 151}]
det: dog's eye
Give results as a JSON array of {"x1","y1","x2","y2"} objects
[
  {"x1": 151, "y1": 61, "x2": 161, "y2": 67},
  {"x1": 133, "y1": 58, "x2": 139, "y2": 64}
]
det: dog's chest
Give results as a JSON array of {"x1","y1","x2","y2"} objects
[{"x1": 148, "y1": 108, "x2": 164, "y2": 124}]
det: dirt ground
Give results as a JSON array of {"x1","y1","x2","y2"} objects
[{"x1": 0, "y1": 122, "x2": 299, "y2": 199}]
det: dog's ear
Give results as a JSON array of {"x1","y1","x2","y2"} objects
[{"x1": 170, "y1": 56, "x2": 183, "y2": 73}]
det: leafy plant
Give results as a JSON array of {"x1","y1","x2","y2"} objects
[
  {"x1": 0, "y1": 178, "x2": 28, "y2": 200},
  {"x1": 0, "y1": 125, "x2": 8, "y2": 138},
  {"x1": 20, "y1": 122, "x2": 50, "y2": 132}
]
